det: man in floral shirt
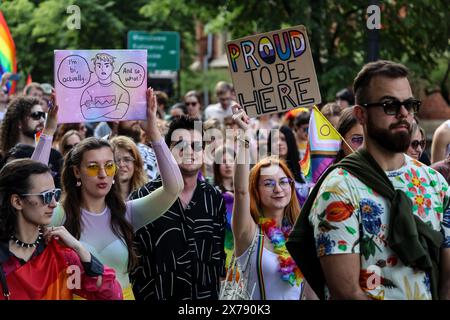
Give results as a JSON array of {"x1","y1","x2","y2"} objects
[{"x1": 309, "y1": 60, "x2": 450, "y2": 300}]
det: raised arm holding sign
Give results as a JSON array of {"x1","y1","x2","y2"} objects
[{"x1": 225, "y1": 25, "x2": 321, "y2": 118}]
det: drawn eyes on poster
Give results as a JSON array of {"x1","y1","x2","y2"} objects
[
  {"x1": 55, "y1": 50, "x2": 147, "y2": 123},
  {"x1": 225, "y1": 25, "x2": 321, "y2": 118}
]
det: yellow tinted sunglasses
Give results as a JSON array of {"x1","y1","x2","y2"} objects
[{"x1": 85, "y1": 162, "x2": 116, "y2": 177}]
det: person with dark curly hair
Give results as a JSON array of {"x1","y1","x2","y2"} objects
[
  {"x1": 0, "y1": 96, "x2": 45, "y2": 158},
  {"x1": 0, "y1": 96, "x2": 63, "y2": 187}
]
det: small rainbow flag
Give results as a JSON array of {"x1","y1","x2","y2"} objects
[
  {"x1": 0, "y1": 11, "x2": 17, "y2": 93},
  {"x1": 34, "y1": 130, "x2": 42, "y2": 145},
  {"x1": 300, "y1": 105, "x2": 341, "y2": 184}
]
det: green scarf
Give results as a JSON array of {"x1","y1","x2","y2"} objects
[{"x1": 286, "y1": 149, "x2": 443, "y2": 300}]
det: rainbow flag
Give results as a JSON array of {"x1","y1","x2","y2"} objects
[
  {"x1": 1, "y1": 240, "x2": 73, "y2": 300},
  {"x1": 300, "y1": 106, "x2": 341, "y2": 184},
  {"x1": 0, "y1": 11, "x2": 17, "y2": 93}
]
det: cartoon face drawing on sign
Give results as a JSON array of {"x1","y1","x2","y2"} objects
[{"x1": 80, "y1": 53, "x2": 130, "y2": 120}]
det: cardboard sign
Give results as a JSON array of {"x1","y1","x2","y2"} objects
[
  {"x1": 225, "y1": 25, "x2": 321, "y2": 118},
  {"x1": 54, "y1": 49, "x2": 147, "y2": 123}
]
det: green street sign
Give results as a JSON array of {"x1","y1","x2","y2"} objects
[{"x1": 127, "y1": 31, "x2": 180, "y2": 72}]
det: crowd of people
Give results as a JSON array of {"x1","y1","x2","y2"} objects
[{"x1": 0, "y1": 59, "x2": 450, "y2": 300}]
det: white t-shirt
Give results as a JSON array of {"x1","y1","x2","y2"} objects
[
  {"x1": 236, "y1": 228, "x2": 303, "y2": 300},
  {"x1": 204, "y1": 103, "x2": 233, "y2": 123}
]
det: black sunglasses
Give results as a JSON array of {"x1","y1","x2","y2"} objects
[
  {"x1": 29, "y1": 111, "x2": 46, "y2": 121},
  {"x1": 21, "y1": 188, "x2": 62, "y2": 205},
  {"x1": 361, "y1": 98, "x2": 421, "y2": 116},
  {"x1": 410, "y1": 139, "x2": 425, "y2": 150},
  {"x1": 63, "y1": 144, "x2": 78, "y2": 151},
  {"x1": 172, "y1": 139, "x2": 204, "y2": 152}
]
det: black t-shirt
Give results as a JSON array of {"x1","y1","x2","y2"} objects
[{"x1": 0, "y1": 144, "x2": 63, "y2": 188}]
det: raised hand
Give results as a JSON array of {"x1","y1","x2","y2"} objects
[
  {"x1": 140, "y1": 87, "x2": 161, "y2": 142},
  {"x1": 43, "y1": 90, "x2": 59, "y2": 136},
  {"x1": 231, "y1": 104, "x2": 250, "y2": 131},
  {"x1": 0, "y1": 72, "x2": 11, "y2": 87},
  {"x1": 146, "y1": 87, "x2": 158, "y2": 121}
]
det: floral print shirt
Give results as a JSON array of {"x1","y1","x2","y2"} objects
[{"x1": 310, "y1": 155, "x2": 450, "y2": 300}]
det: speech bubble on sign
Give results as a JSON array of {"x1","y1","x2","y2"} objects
[
  {"x1": 57, "y1": 55, "x2": 92, "y2": 88},
  {"x1": 115, "y1": 62, "x2": 146, "y2": 88}
]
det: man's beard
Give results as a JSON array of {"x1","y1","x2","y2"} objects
[
  {"x1": 367, "y1": 117, "x2": 411, "y2": 153},
  {"x1": 22, "y1": 126, "x2": 40, "y2": 139},
  {"x1": 118, "y1": 126, "x2": 141, "y2": 144}
]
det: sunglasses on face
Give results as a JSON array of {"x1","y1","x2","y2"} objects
[
  {"x1": 259, "y1": 177, "x2": 293, "y2": 191},
  {"x1": 85, "y1": 162, "x2": 116, "y2": 177},
  {"x1": 350, "y1": 135, "x2": 364, "y2": 146},
  {"x1": 361, "y1": 98, "x2": 421, "y2": 116},
  {"x1": 63, "y1": 143, "x2": 78, "y2": 152},
  {"x1": 410, "y1": 139, "x2": 425, "y2": 150},
  {"x1": 185, "y1": 101, "x2": 198, "y2": 107},
  {"x1": 21, "y1": 188, "x2": 62, "y2": 205},
  {"x1": 172, "y1": 140, "x2": 204, "y2": 152},
  {"x1": 29, "y1": 111, "x2": 46, "y2": 121}
]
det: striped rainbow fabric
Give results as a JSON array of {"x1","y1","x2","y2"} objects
[
  {"x1": 301, "y1": 105, "x2": 341, "y2": 183},
  {"x1": 0, "y1": 10, "x2": 17, "y2": 93}
]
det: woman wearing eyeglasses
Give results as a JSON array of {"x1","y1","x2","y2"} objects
[
  {"x1": 0, "y1": 159, "x2": 123, "y2": 300},
  {"x1": 53, "y1": 123, "x2": 87, "y2": 152},
  {"x1": 335, "y1": 107, "x2": 364, "y2": 163},
  {"x1": 230, "y1": 104, "x2": 317, "y2": 300},
  {"x1": 59, "y1": 130, "x2": 82, "y2": 157},
  {"x1": 267, "y1": 125, "x2": 309, "y2": 207},
  {"x1": 32, "y1": 88, "x2": 184, "y2": 299},
  {"x1": 406, "y1": 121, "x2": 426, "y2": 161},
  {"x1": 110, "y1": 136, "x2": 148, "y2": 201}
]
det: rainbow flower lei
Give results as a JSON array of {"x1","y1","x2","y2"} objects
[{"x1": 259, "y1": 217, "x2": 304, "y2": 286}]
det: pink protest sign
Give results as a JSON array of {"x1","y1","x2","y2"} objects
[{"x1": 54, "y1": 49, "x2": 147, "y2": 123}]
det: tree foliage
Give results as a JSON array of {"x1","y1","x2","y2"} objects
[{"x1": 1, "y1": 0, "x2": 448, "y2": 101}]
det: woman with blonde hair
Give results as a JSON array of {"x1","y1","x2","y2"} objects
[
  {"x1": 231, "y1": 104, "x2": 316, "y2": 300},
  {"x1": 110, "y1": 136, "x2": 148, "y2": 201}
]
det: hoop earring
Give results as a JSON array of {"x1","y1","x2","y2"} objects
[{"x1": 76, "y1": 179, "x2": 81, "y2": 187}]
